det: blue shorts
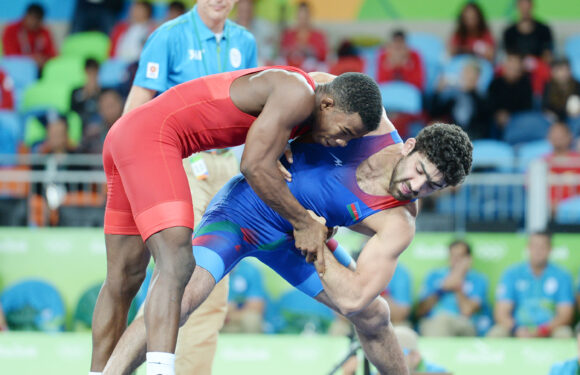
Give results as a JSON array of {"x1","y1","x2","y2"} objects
[{"x1": 192, "y1": 194, "x2": 353, "y2": 297}]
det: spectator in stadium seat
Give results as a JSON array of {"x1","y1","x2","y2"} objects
[
  {"x1": 166, "y1": 1, "x2": 187, "y2": 21},
  {"x1": 1, "y1": 3, "x2": 56, "y2": 70},
  {"x1": 280, "y1": 1, "x2": 328, "y2": 72},
  {"x1": 544, "y1": 122, "x2": 580, "y2": 215},
  {"x1": 488, "y1": 231, "x2": 574, "y2": 338},
  {"x1": 109, "y1": 1, "x2": 156, "y2": 63},
  {"x1": 77, "y1": 89, "x2": 124, "y2": 154},
  {"x1": 0, "y1": 68, "x2": 15, "y2": 110},
  {"x1": 329, "y1": 40, "x2": 365, "y2": 76},
  {"x1": 381, "y1": 263, "x2": 412, "y2": 326},
  {"x1": 487, "y1": 51, "x2": 534, "y2": 138},
  {"x1": 33, "y1": 113, "x2": 76, "y2": 154},
  {"x1": 548, "y1": 324, "x2": 580, "y2": 374},
  {"x1": 543, "y1": 58, "x2": 580, "y2": 122},
  {"x1": 376, "y1": 30, "x2": 425, "y2": 91},
  {"x1": 222, "y1": 260, "x2": 266, "y2": 333},
  {"x1": 71, "y1": 58, "x2": 102, "y2": 129},
  {"x1": 448, "y1": 2, "x2": 495, "y2": 62},
  {"x1": 71, "y1": 0, "x2": 124, "y2": 35},
  {"x1": 416, "y1": 239, "x2": 487, "y2": 337},
  {"x1": 430, "y1": 61, "x2": 490, "y2": 140},
  {"x1": 503, "y1": 0, "x2": 554, "y2": 64}
]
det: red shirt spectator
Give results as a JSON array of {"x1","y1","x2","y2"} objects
[
  {"x1": 280, "y1": 2, "x2": 328, "y2": 71},
  {"x1": 1, "y1": 4, "x2": 56, "y2": 68},
  {"x1": 377, "y1": 30, "x2": 424, "y2": 90},
  {"x1": 109, "y1": 1, "x2": 155, "y2": 62},
  {"x1": 448, "y1": 3, "x2": 495, "y2": 61},
  {"x1": 329, "y1": 40, "x2": 364, "y2": 76},
  {"x1": 544, "y1": 122, "x2": 580, "y2": 208},
  {"x1": 0, "y1": 70, "x2": 15, "y2": 110}
]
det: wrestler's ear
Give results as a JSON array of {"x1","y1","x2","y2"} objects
[
  {"x1": 401, "y1": 138, "x2": 416, "y2": 156},
  {"x1": 320, "y1": 97, "x2": 334, "y2": 110}
]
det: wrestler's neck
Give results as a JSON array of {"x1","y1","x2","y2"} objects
[{"x1": 356, "y1": 145, "x2": 400, "y2": 196}]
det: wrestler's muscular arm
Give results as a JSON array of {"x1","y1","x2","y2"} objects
[
  {"x1": 315, "y1": 205, "x2": 416, "y2": 316},
  {"x1": 238, "y1": 72, "x2": 328, "y2": 272}
]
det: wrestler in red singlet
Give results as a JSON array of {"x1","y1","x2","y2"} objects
[{"x1": 103, "y1": 66, "x2": 315, "y2": 241}]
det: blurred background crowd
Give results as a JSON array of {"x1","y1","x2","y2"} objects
[{"x1": 1, "y1": 0, "x2": 580, "y2": 374}]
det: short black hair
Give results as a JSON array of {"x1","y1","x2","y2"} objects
[
  {"x1": 413, "y1": 123, "x2": 473, "y2": 186},
  {"x1": 26, "y1": 3, "x2": 45, "y2": 19},
  {"x1": 323, "y1": 72, "x2": 383, "y2": 132},
  {"x1": 84, "y1": 58, "x2": 100, "y2": 70},
  {"x1": 449, "y1": 239, "x2": 472, "y2": 256},
  {"x1": 392, "y1": 29, "x2": 406, "y2": 40}
]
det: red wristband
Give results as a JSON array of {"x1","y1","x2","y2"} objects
[{"x1": 537, "y1": 324, "x2": 551, "y2": 337}]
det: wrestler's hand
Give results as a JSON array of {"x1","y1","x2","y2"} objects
[
  {"x1": 294, "y1": 210, "x2": 327, "y2": 275},
  {"x1": 277, "y1": 146, "x2": 294, "y2": 182}
]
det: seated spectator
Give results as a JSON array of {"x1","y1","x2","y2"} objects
[
  {"x1": 280, "y1": 1, "x2": 328, "y2": 72},
  {"x1": 109, "y1": 1, "x2": 156, "y2": 63},
  {"x1": 544, "y1": 122, "x2": 580, "y2": 213},
  {"x1": 417, "y1": 239, "x2": 487, "y2": 337},
  {"x1": 0, "y1": 302, "x2": 8, "y2": 331},
  {"x1": 549, "y1": 324, "x2": 580, "y2": 374},
  {"x1": 71, "y1": 0, "x2": 124, "y2": 35},
  {"x1": 329, "y1": 40, "x2": 364, "y2": 76},
  {"x1": 33, "y1": 113, "x2": 76, "y2": 155},
  {"x1": 222, "y1": 260, "x2": 266, "y2": 333},
  {"x1": 543, "y1": 58, "x2": 580, "y2": 122},
  {"x1": 71, "y1": 58, "x2": 102, "y2": 128},
  {"x1": 380, "y1": 263, "x2": 412, "y2": 326},
  {"x1": 503, "y1": 0, "x2": 554, "y2": 64},
  {"x1": 448, "y1": 2, "x2": 495, "y2": 62},
  {"x1": 77, "y1": 89, "x2": 124, "y2": 154},
  {"x1": 1, "y1": 3, "x2": 56, "y2": 70},
  {"x1": 166, "y1": 1, "x2": 187, "y2": 21},
  {"x1": 430, "y1": 61, "x2": 490, "y2": 140},
  {"x1": 0, "y1": 68, "x2": 15, "y2": 110},
  {"x1": 488, "y1": 231, "x2": 574, "y2": 338},
  {"x1": 487, "y1": 51, "x2": 533, "y2": 137},
  {"x1": 395, "y1": 326, "x2": 448, "y2": 374},
  {"x1": 376, "y1": 30, "x2": 424, "y2": 91}
]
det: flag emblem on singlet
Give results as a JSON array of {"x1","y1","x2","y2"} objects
[{"x1": 347, "y1": 202, "x2": 361, "y2": 221}]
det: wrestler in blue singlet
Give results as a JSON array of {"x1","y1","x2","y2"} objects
[{"x1": 193, "y1": 131, "x2": 412, "y2": 297}]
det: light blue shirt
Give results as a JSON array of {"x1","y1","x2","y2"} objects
[
  {"x1": 496, "y1": 262, "x2": 574, "y2": 327},
  {"x1": 419, "y1": 267, "x2": 489, "y2": 318},
  {"x1": 384, "y1": 264, "x2": 411, "y2": 307},
  {"x1": 548, "y1": 359, "x2": 579, "y2": 375},
  {"x1": 134, "y1": 5, "x2": 258, "y2": 93},
  {"x1": 228, "y1": 260, "x2": 266, "y2": 307}
]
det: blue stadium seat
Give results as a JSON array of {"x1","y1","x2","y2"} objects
[
  {"x1": 275, "y1": 289, "x2": 335, "y2": 334},
  {"x1": 407, "y1": 32, "x2": 444, "y2": 93},
  {"x1": 516, "y1": 139, "x2": 553, "y2": 172},
  {"x1": 0, "y1": 0, "x2": 75, "y2": 22},
  {"x1": 503, "y1": 111, "x2": 551, "y2": 145},
  {"x1": 0, "y1": 111, "x2": 21, "y2": 164},
  {"x1": 0, "y1": 279, "x2": 66, "y2": 332},
  {"x1": 442, "y1": 55, "x2": 494, "y2": 93},
  {"x1": 0, "y1": 56, "x2": 38, "y2": 109},
  {"x1": 564, "y1": 34, "x2": 580, "y2": 61},
  {"x1": 358, "y1": 46, "x2": 380, "y2": 81},
  {"x1": 379, "y1": 82, "x2": 422, "y2": 115},
  {"x1": 555, "y1": 196, "x2": 580, "y2": 224},
  {"x1": 571, "y1": 57, "x2": 580, "y2": 82},
  {"x1": 569, "y1": 115, "x2": 580, "y2": 137},
  {"x1": 98, "y1": 59, "x2": 129, "y2": 88},
  {"x1": 471, "y1": 139, "x2": 515, "y2": 173}
]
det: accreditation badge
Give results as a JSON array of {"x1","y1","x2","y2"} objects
[{"x1": 189, "y1": 154, "x2": 209, "y2": 180}]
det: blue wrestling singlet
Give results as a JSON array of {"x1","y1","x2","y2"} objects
[{"x1": 193, "y1": 131, "x2": 411, "y2": 297}]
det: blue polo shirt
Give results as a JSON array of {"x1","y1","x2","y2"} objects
[
  {"x1": 228, "y1": 260, "x2": 267, "y2": 308},
  {"x1": 383, "y1": 264, "x2": 411, "y2": 307},
  {"x1": 548, "y1": 359, "x2": 579, "y2": 375},
  {"x1": 496, "y1": 262, "x2": 574, "y2": 327},
  {"x1": 419, "y1": 268, "x2": 489, "y2": 318},
  {"x1": 134, "y1": 5, "x2": 258, "y2": 93}
]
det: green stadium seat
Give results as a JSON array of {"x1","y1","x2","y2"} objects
[
  {"x1": 21, "y1": 81, "x2": 74, "y2": 113},
  {"x1": 60, "y1": 32, "x2": 111, "y2": 63},
  {"x1": 42, "y1": 56, "x2": 86, "y2": 88},
  {"x1": 67, "y1": 111, "x2": 82, "y2": 147}
]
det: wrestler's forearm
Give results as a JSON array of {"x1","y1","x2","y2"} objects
[{"x1": 103, "y1": 316, "x2": 148, "y2": 375}]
